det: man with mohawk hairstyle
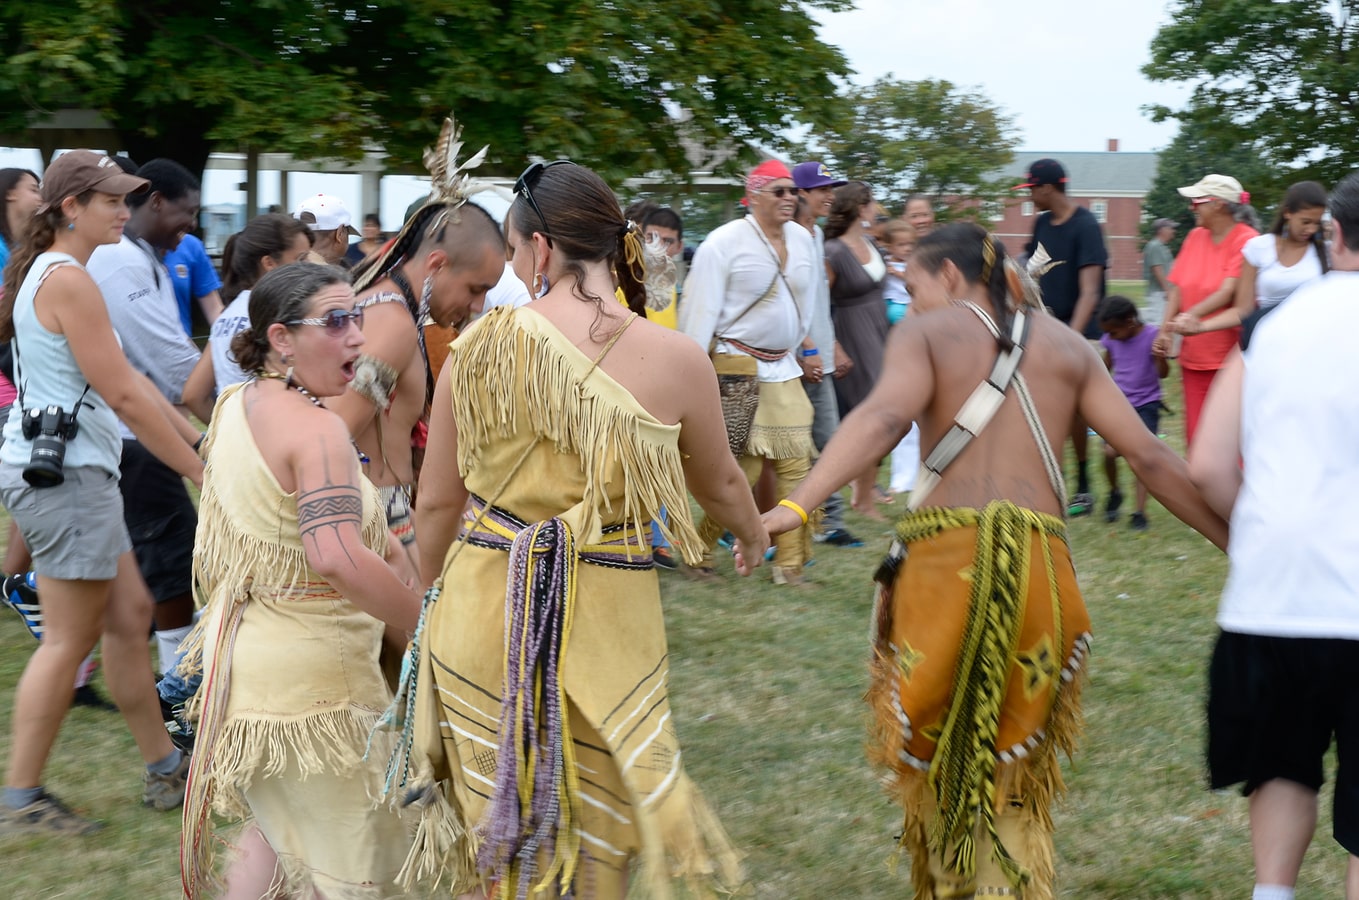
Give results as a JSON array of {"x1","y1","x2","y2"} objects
[{"x1": 333, "y1": 115, "x2": 506, "y2": 563}]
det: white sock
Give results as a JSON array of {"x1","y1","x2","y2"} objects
[
  {"x1": 1253, "y1": 885, "x2": 1294, "y2": 900},
  {"x1": 155, "y1": 625, "x2": 193, "y2": 676}
]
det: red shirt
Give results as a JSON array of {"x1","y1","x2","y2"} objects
[{"x1": 1171, "y1": 222, "x2": 1257, "y2": 371}]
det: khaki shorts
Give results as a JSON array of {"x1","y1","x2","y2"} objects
[{"x1": 0, "y1": 463, "x2": 131, "y2": 581}]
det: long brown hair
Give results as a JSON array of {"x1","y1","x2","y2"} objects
[
  {"x1": 508, "y1": 163, "x2": 647, "y2": 319},
  {"x1": 0, "y1": 192, "x2": 92, "y2": 342},
  {"x1": 824, "y1": 181, "x2": 873, "y2": 240},
  {"x1": 220, "y1": 213, "x2": 313, "y2": 302}
]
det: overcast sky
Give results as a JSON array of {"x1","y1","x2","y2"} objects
[
  {"x1": 818, "y1": 0, "x2": 1190, "y2": 153},
  {"x1": 0, "y1": 0, "x2": 1192, "y2": 222}
]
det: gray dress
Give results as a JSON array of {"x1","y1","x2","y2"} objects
[{"x1": 825, "y1": 236, "x2": 889, "y2": 414}]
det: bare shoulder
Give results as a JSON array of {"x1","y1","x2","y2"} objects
[{"x1": 632, "y1": 317, "x2": 709, "y2": 370}]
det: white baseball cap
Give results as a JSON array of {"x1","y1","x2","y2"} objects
[{"x1": 294, "y1": 193, "x2": 359, "y2": 235}]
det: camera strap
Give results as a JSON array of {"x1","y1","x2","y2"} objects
[{"x1": 12, "y1": 330, "x2": 93, "y2": 426}]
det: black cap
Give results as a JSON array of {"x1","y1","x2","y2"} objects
[{"x1": 1013, "y1": 158, "x2": 1068, "y2": 190}]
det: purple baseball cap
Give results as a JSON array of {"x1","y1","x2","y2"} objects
[{"x1": 792, "y1": 161, "x2": 848, "y2": 190}]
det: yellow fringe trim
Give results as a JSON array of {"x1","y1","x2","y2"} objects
[
  {"x1": 450, "y1": 306, "x2": 703, "y2": 564},
  {"x1": 198, "y1": 706, "x2": 393, "y2": 820},
  {"x1": 866, "y1": 503, "x2": 1086, "y2": 899}
]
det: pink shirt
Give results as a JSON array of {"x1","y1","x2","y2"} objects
[{"x1": 1171, "y1": 222, "x2": 1257, "y2": 371}]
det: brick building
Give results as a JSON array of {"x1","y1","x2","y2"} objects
[{"x1": 993, "y1": 146, "x2": 1159, "y2": 281}]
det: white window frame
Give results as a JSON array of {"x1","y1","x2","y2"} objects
[
  {"x1": 1021, "y1": 201, "x2": 1034, "y2": 217},
  {"x1": 1091, "y1": 200, "x2": 1108, "y2": 224}
]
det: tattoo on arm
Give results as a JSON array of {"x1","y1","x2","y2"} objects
[{"x1": 298, "y1": 484, "x2": 363, "y2": 568}]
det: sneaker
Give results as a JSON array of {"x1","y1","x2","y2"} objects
[
  {"x1": 1104, "y1": 489, "x2": 1123, "y2": 523},
  {"x1": 143, "y1": 752, "x2": 191, "y2": 811},
  {"x1": 815, "y1": 528, "x2": 864, "y2": 548},
  {"x1": 651, "y1": 547, "x2": 678, "y2": 570},
  {"x1": 158, "y1": 694, "x2": 196, "y2": 754},
  {"x1": 71, "y1": 684, "x2": 117, "y2": 712},
  {"x1": 716, "y1": 532, "x2": 734, "y2": 550},
  {"x1": 1067, "y1": 492, "x2": 1094, "y2": 518},
  {"x1": 1130, "y1": 511, "x2": 1149, "y2": 531},
  {"x1": 2, "y1": 572, "x2": 43, "y2": 642},
  {"x1": 0, "y1": 790, "x2": 102, "y2": 836}
]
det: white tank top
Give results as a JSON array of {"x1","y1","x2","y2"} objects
[{"x1": 0, "y1": 252, "x2": 124, "y2": 476}]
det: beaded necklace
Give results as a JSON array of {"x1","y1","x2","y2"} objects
[{"x1": 258, "y1": 371, "x2": 370, "y2": 464}]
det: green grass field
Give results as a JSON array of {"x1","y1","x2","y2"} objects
[{"x1": 0, "y1": 284, "x2": 1349, "y2": 896}]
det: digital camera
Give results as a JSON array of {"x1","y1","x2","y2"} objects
[{"x1": 21, "y1": 404, "x2": 80, "y2": 487}]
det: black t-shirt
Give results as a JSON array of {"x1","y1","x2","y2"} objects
[{"x1": 1025, "y1": 205, "x2": 1109, "y2": 338}]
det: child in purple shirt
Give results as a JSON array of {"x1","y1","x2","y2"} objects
[{"x1": 1098, "y1": 295, "x2": 1169, "y2": 529}]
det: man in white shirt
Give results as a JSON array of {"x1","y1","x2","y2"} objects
[
  {"x1": 86, "y1": 158, "x2": 203, "y2": 756},
  {"x1": 1189, "y1": 170, "x2": 1359, "y2": 900},
  {"x1": 680, "y1": 159, "x2": 816, "y2": 585}
]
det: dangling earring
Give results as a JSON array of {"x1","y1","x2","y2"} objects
[
  {"x1": 421, "y1": 274, "x2": 434, "y2": 313},
  {"x1": 1283, "y1": 221, "x2": 1291, "y2": 240},
  {"x1": 534, "y1": 272, "x2": 550, "y2": 298}
]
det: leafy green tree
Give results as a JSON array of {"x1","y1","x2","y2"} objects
[
  {"x1": 1145, "y1": 0, "x2": 1359, "y2": 188},
  {"x1": 1142, "y1": 120, "x2": 1273, "y2": 252},
  {"x1": 815, "y1": 77, "x2": 1019, "y2": 217},
  {"x1": 0, "y1": 1, "x2": 852, "y2": 182}
]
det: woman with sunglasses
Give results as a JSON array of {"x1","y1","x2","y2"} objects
[
  {"x1": 1151, "y1": 174, "x2": 1259, "y2": 444},
  {"x1": 406, "y1": 160, "x2": 767, "y2": 897},
  {"x1": 0, "y1": 151, "x2": 205, "y2": 835},
  {"x1": 179, "y1": 262, "x2": 423, "y2": 898}
]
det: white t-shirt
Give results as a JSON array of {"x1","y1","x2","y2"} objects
[
  {"x1": 210, "y1": 290, "x2": 252, "y2": 395},
  {"x1": 87, "y1": 236, "x2": 202, "y2": 439},
  {"x1": 1218, "y1": 269, "x2": 1359, "y2": 638},
  {"x1": 478, "y1": 262, "x2": 533, "y2": 314},
  {"x1": 1240, "y1": 232, "x2": 1325, "y2": 310}
]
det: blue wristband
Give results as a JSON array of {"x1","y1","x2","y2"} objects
[{"x1": 801, "y1": 348, "x2": 819, "y2": 357}]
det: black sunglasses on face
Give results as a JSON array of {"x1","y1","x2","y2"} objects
[
  {"x1": 514, "y1": 159, "x2": 574, "y2": 240},
  {"x1": 761, "y1": 186, "x2": 800, "y2": 199},
  {"x1": 286, "y1": 307, "x2": 364, "y2": 334}
]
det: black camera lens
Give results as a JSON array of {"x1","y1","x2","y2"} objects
[
  {"x1": 22, "y1": 405, "x2": 73, "y2": 488},
  {"x1": 23, "y1": 434, "x2": 67, "y2": 487}
]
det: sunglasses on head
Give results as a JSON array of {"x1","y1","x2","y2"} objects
[
  {"x1": 287, "y1": 307, "x2": 364, "y2": 334},
  {"x1": 761, "y1": 186, "x2": 800, "y2": 199},
  {"x1": 514, "y1": 159, "x2": 574, "y2": 240}
]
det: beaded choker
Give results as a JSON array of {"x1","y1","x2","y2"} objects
[{"x1": 257, "y1": 371, "x2": 370, "y2": 464}]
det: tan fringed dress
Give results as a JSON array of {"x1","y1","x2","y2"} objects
[
  {"x1": 180, "y1": 385, "x2": 413, "y2": 899},
  {"x1": 413, "y1": 306, "x2": 740, "y2": 898}
]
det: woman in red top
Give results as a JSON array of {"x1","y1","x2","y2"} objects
[{"x1": 1153, "y1": 174, "x2": 1258, "y2": 444}]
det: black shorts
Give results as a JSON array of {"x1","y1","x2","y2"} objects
[
  {"x1": 1134, "y1": 401, "x2": 1161, "y2": 435},
  {"x1": 118, "y1": 438, "x2": 196, "y2": 603},
  {"x1": 1207, "y1": 629, "x2": 1359, "y2": 854}
]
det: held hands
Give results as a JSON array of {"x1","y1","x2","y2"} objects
[
  {"x1": 797, "y1": 349, "x2": 824, "y2": 384},
  {"x1": 832, "y1": 341, "x2": 853, "y2": 379},
  {"x1": 1169, "y1": 312, "x2": 1204, "y2": 336},
  {"x1": 731, "y1": 528, "x2": 771, "y2": 577},
  {"x1": 761, "y1": 503, "x2": 805, "y2": 539}
]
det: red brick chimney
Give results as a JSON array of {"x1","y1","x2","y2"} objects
[{"x1": 1107, "y1": 139, "x2": 1119, "y2": 152}]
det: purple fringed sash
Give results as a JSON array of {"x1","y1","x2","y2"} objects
[{"x1": 477, "y1": 514, "x2": 582, "y2": 897}]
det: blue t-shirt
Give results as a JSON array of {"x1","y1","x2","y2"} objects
[
  {"x1": 1100, "y1": 324, "x2": 1162, "y2": 408},
  {"x1": 163, "y1": 234, "x2": 222, "y2": 335}
]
